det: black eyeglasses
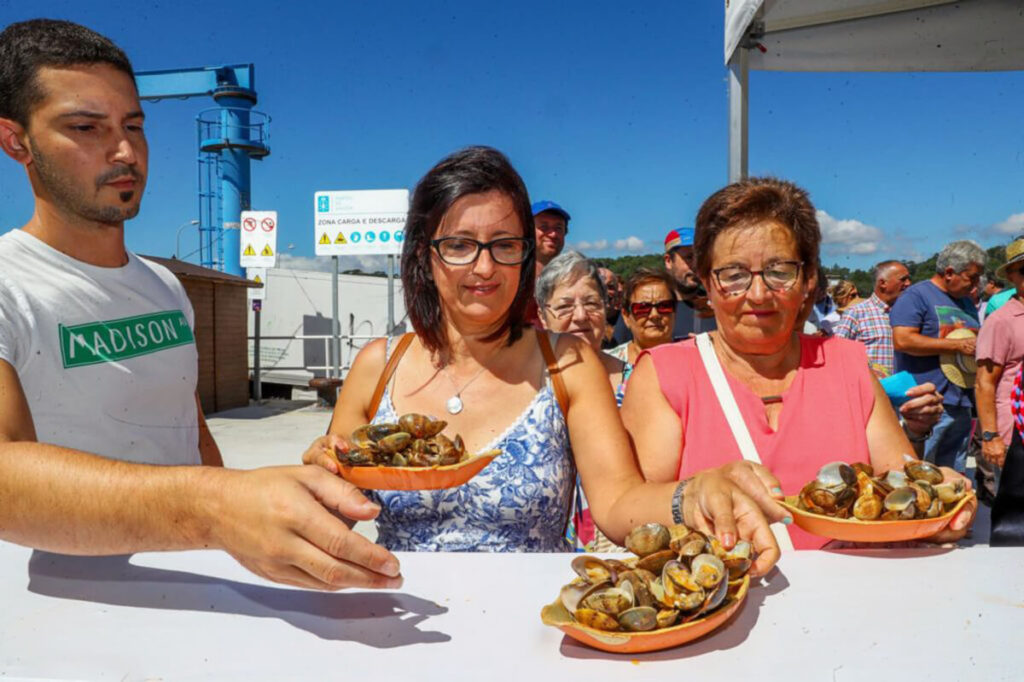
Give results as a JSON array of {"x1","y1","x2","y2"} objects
[
  {"x1": 430, "y1": 237, "x2": 532, "y2": 266},
  {"x1": 629, "y1": 299, "x2": 675, "y2": 318},
  {"x1": 712, "y1": 261, "x2": 803, "y2": 295}
]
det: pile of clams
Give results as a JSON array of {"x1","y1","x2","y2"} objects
[
  {"x1": 798, "y1": 460, "x2": 968, "y2": 521},
  {"x1": 337, "y1": 414, "x2": 469, "y2": 468},
  {"x1": 559, "y1": 523, "x2": 754, "y2": 633}
]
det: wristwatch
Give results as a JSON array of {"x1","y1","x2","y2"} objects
[{"x1": 981, "y1": 430, "x2": 1000, "y2": 442}]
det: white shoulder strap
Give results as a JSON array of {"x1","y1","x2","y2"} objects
[
  {"x1": 695, "y1": 333, "x2": 795, "y2": 551},
  {"x1": 695, "y1": 332, "x2": 760, "y2": 463}
]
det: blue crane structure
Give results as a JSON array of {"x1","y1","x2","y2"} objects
[{"x1": 135, "y1": 64, "x2": 270, "y2": 276}]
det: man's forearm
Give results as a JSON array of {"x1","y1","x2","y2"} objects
[
  {"x1": 975, "y1": 381, "x2": 1000, "y2": 434},
  {"x1": 893, "y1": 330, "x2": 961, "y2": 356},
  {"x1": 0, "y1": 442, "x2": 222, "y2": 555}
]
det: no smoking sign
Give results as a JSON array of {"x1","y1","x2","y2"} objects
[{"x1": 240, "y1": 210, "x2": 278, "y2": 267}]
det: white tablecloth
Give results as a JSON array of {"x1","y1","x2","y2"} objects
[{"x1": 1, "y1": 543, "x2": 1020, "y2": 680}]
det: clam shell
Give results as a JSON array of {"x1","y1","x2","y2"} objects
[{"x1": 624, "y1": 523, "x2": 671, "y2": 558}]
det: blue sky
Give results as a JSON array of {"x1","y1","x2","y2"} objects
[{"x1": 2, "y1": 1, "x2": 1023, "y2": 272}]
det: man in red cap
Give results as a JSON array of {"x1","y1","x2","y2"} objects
[{"x1": 611, "y1": 227, "x2": 715, "y2": 345}]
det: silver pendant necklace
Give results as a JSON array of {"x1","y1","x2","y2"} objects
[{"x1": 441, "y1": 362, "x2": 489, "y2": 415}]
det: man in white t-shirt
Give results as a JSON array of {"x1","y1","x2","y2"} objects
[{"x1": 0, "y1": 18, "x2": 401, "y2": 591}]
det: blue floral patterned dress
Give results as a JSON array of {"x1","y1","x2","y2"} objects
[{"x1": 367, "y1": 342, "x2": 575, "y2": 552}]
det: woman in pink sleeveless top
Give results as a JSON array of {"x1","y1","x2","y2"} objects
[{"x1": 621, "y1": 177, "x2": 976, "y2": 550}]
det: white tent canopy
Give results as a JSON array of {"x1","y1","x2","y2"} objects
[{"x1": 724, "y1": 0, "x2": 1024, "y2": 179}]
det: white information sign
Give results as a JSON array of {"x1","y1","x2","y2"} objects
[
  {"x1": 246, "y1": 267, "x2": 266, "y2": 301},
  {"x1": 313, "y1": 189, "x2": 408, "y2": 256},
  {"x1": 239, "y1": 210, "x2": 278, "y2": 267}
]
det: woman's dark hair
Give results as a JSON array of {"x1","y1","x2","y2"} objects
[
  {"x1": 694, "y1": 177, "x2": 820, "y2": 282},
  {"x1": 401, "y1": 146, "x2": 535, "y2": 356},
  {"x1": 621, "y1": 267, "x2": 677, "y2": 319},
  {"x1": 0, "y1": 19, "x2": 135, "y2": 126}
]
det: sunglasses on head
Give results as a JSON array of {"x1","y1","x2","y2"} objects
[{"x1": 629, "y1": 299, "x2": 675, "y2": 318}]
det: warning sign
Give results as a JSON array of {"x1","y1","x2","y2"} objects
[
  {"x1": 246, "y1": 267, "x2": 267, "y2": 302},
  {"x1": 313, "y1": 189, "x2": 408, "y2": 256},
  {"x1": 240, "y1": 210, "x2": 278, "y2": 268}
]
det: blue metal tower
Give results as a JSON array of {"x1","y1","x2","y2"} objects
[{"x1": 135, "y1": 65, "x2": 270, "y2": 275}]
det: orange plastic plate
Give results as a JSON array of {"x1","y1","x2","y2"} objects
[
  {"x1": 540, "y1": 575, "x2": 749, "y2": 654},
  {"x1": 337, "y1": 450, "x2": 500, "y2": 490},
  {"x1": 779, "y1": 494, "x2": 974, "y2": 543}
]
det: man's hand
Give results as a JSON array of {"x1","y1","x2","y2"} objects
[
  {"x1": 953, "y1": 336, "x2": 976, "y2": 356},
  {"x1": 899, "y1": 382, "x2": 944, "y2": 437},
  {"x1": 982, "y1": 438, "x2": 1008, "y2": 468},
  {"x1": 205, "y1": 466, "x2": 401, "y2": 591}
]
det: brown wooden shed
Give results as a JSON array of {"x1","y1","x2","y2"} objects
[{"x1": 143, "y1": 256, "x2": 259, "y2": 414}]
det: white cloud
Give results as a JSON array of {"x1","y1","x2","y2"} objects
[
  {"x1": 614, "y1": 236, "x2": 645, "y2": 252},
  {"x1": 277, "y1": 253, "x2": 391, "y2": 273},
  {"x1": 574, "y1": 239, "x2": 609, "y2": 252},
  {"x1": 816, "y1": 210, "x2": 884, "y2": 256},
  {"x1": 992, "y1": 212, "x2": 1024, "y2": 236}
]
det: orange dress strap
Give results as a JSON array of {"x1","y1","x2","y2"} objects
[{"x1": 537, "y1": 331, "x2": 569, "y2": 417}]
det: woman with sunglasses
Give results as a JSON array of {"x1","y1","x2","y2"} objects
[
  {"x1": 303, "y1": 147, "x2": 779, "y2": 569},
  {"x1": 608, "y1": 269, "x2": 677, "y2": 366},
  {"x1": 621, "y1": 177, "x2": 975, "y2": 549}
]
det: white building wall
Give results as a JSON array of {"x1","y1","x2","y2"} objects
[{"x1": 247, "y1": 268, "x2": 407, "y2": 386}]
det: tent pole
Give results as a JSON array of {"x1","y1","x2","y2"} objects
[{"x1": 728, "y1": 46, "x2": 749, "y2": 182}]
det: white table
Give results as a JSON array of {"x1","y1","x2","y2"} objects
[{"x1": 1, "y1": 543, "x2": 1021, "y2": 681}]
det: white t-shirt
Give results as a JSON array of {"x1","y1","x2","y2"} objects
[{"x1": 0, "y1": 229, "x2": 200, "y2": 465}]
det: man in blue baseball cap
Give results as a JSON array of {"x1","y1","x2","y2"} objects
[{"x1": 532, "y1": 200, "x2": 570, "y2": 273}]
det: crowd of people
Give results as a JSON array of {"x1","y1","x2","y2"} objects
[{"x1": 0, "y1": 19, "x2": 1016, "y2": 600}]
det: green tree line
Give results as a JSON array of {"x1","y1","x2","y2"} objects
[{"x1": 594, "y1": 243, "x2": 1011, "y2": 296}]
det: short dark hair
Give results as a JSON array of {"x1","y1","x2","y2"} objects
[
  {"x1": 694, "y1": 177, "x2": 820, "y2": 282},
  {"x1": 0, "y1": 19, "x2": 135, "y2": 126},
  {"x1": 401, "y1": 146, "x2": 535, "y2": 355},
  {"x1": 621, "y1": 267, "x2": 677, "y2": 319}
]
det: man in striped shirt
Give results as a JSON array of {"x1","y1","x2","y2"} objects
[{"x1": 834, "y1": 260, "x2": 912, "y2": 376}]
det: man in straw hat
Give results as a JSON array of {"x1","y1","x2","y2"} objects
[
  {"x1": 891, "y1": 240, "x2": 986, "y2": 473},
  {"x1": 975, "y1": 236, "x2": 1024, "y2": 542}
]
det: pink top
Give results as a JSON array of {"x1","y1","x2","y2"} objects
[
  {"x1": 976, "y1": 295, "x2": 1024, "y2": 446},
  {"x1": 645, "y1": 334, "x2": 876, "y2": 550}
]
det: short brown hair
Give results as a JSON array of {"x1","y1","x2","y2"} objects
[
  {"x1": 694, "y1": 177, "x2": 820, "y2": 282},
  {"x1": 622, "y1": 267, "x2": 677, "y2": 318}
]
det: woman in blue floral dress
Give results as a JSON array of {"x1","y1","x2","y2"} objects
[{"x1": 305, "y1": 147, "x2": 781, "y2": 574}]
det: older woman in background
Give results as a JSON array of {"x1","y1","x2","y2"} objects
[
  {"x1": 537, "y1": 251, "x2": 629, "y2": 551},
  {"x1": 537, "y1": 251, "x2": 627, "y2": 404},
  {"x1": 622, "y1": 177, "x2": 973, "y2": 550},
  {"x1": 609, "y1": 268, "x2": 677, "y2": 365}
]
